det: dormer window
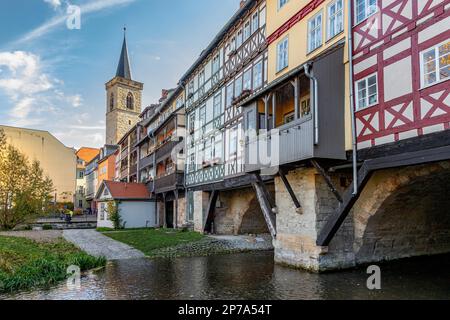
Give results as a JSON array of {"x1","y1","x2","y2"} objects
[{"x1": 126, "y1": 92, "x2": 134, "y2": 109}]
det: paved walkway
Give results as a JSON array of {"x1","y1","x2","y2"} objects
[{"x1": 63, "y1": 229, "x2": 145, "y2": 260}]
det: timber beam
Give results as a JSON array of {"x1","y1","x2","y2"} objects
[
  {"x1": 317, "y1": 145, "x2": 450, "y2": 247},
  {"x1": 278, "y1": 169, "x2": 301, "y2": 210},
  {"x1": 311, "y1": 159, "x2": 343, "y2": 203},
  {"x1": 203, "y1": 190, "x2": 219, "y2": 234}
]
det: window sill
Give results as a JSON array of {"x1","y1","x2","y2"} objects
[
  {"x1": 275, "y1": 65, "x2": 289, "y2": 75},
  {"x1": 355, "y1": 102, "x2": 379, "y2": 112},
  {"x1": 326, "y1": 30, "x2": 344, "y2": 44},
  {"x1": 307, "y1": 44, "x2": 323, "y2": 56},
  {"x1": 420, "y1": 77, "x2": 450, "y2": 91}
]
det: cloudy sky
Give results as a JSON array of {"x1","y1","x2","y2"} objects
[{"x1": 0, "y1": 0, "x2": 238, "y2": 148}]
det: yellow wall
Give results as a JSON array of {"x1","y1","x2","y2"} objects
[
  {"x1": 266, "y1": 0, "x2": 352, "y2": 149},
  {"x1": 1, "y1": 125, "x2": 77, "y2": 202}
]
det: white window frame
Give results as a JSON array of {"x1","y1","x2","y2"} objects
[
  {"x1": 276, "y1": 36, "x2": 289, "y2": 73},
  {"x1": 420, "y1": 39, "x2": 450, "y2": 89},
  {"x1": 253, "y1": 60, "x2": 263, "y2": 89},
  {"x1": 354, "y1": 0, "x2": 378, "y2": 25},
  {"x1": 355, "y1": 73, "x2": 378, "y2": 111},
  {"x1": 308, "y1": 11, "x2": 323, "y2": 53},
  {"x1": 244, "y1": 20, "x2": 251, "y2": 41},
  {"x1": 251, "y1": 12, "x2": 259, "y2": 34},
  {"x1": 327, "y1": 0, "x2": 344, "y2": 40}
]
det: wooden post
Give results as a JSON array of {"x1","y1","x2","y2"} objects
[
  {"x1": 311, "y1": 160, "x2": 343, "y2": 204},
  {"x1": 204, "y1": 190, "x2": 219, "y2": 233},
  {"x1": 291, "y1": 77, "x2": 299, "y2": 120},
  {"x1": 162, "y1": 192, "x2": 167, "y2": 228},
  {"x1": 263, "y1": 94, "x2": 270, "y2": 130},
  {"x1": 174, "y1": 189, "x2": 179, "y2": 230}
]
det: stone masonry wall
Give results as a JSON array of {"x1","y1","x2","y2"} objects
[
  {"x1": 213, "y1": 187, "x2": 270, "y2": 235},
  {"x1": 274, "y1": 161, "x2": 450, "y2": 272}
]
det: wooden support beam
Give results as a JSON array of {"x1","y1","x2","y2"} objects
[
  {"x1": 254, "y1": 173, "x2": 275, "y2": 211},
  {"x1": 278, "y1": 169, "x2": 301, "y2": 209},
  {"x1": 252, "y1": 181, "x2": 277, "y2": 238},
  {"x1": 311, "y1": 159, "x2": 343, "y2": 203},
  {"x1": 317, "y1": 145, "x2": 450, "y2": 247},
  {"x1": 203, "y1": 190, "x2": 219, "y2": 234}
]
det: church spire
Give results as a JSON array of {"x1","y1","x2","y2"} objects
[{"x1": 116, "y1": 27, "x2": 132, "y2": 80}]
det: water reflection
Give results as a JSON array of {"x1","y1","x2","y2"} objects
[{"x1": 2, "y1": 252, "x2": 450, "y2": 300}]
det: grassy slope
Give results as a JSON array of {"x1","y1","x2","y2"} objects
[
  {"x1": 0, "y1": 236, "x2": 106, "y2": 293},
  {"x1": 102, "y1": 228, "x2": 204, "y2": 257}
]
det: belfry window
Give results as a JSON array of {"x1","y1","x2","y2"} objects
[
  {"x1": 110, "y1": 93, "x2": 114, "y2": 111},
  {"x1": 126, "y1": 92, "x2": 134, "y2": 109}
]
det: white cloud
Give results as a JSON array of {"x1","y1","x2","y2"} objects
[
  {"x1": 13, "y1": 0, "x2": 137, "y2": 45},
  {"x1": 68, "y1": 94, "x2": 83, "y2": 108},
  {"x1": 44, "y1": 0, "x2": 62, "y2": 10}
]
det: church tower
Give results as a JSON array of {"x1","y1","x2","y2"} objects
[{"x1": 105, "y1": 29, "x2": 143, "y2": 145}]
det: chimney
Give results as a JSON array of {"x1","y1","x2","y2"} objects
[{"x1": 159, "y1": 89, "x2": 170, "y2": 102}]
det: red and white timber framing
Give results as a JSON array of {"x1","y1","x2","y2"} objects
[{"x1": 352, "y1": 0, "x2": 450, "y2": 149}]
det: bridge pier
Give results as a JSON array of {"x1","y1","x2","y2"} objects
[{"x1": 274, "y1": 161, "x2": 450, "y2": 272}]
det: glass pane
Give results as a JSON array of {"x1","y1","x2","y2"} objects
[
  {"x1": 440, "y1": 65, "x2": 450, "y2": 81},
  {"x1": 439, "y1": 53, "x2": 449, "y2": 69},
  {"x1": 368, "y1": 93, "x2": 377, "y2": 105},
  {"x1": 424, "y1": 60, "x2": 436, "y2": 74},
  {"x1": 439, "y1": 41, "x2": 450, "y2": 57},
  {"x1": 368, "y1": 75, "x2": 376, "y2": 87},
  {"x1": 424, "y1": 72, "x2": 436, "y2": 85}
]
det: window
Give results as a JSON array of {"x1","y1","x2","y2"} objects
[
  {"x1": 188, "y1": 81, "x2": 194, "y2": 98},
  {"x1": 243, "y1": 69, "x2": 252, "y2": 91},
  {"x1": 110, "y1": 93, "x2": 114, "y2": 111},
  {"x1": 213, "y1": 93, "x2": 222, "y2": 119},
  {"x1": 229, "y1": 127, "x2": 238, "y2": 156},
  {"x1": 199, "y1": 105, "x2": 206, "y2": 128},
  {"x1": 251, "y1": 12, "x2": 259, "y2": 34},
  {"x1": 126, "y1": 92, "x2": 134, "y2": 109},
  {"x1": 278, "y1": 0, "x2": 289, "y2": 10},
  {"x1": 212, "y1": 54, "x2": 220, "y2": 75},
  {"x1": 308, "y1": 11, "x2": 323, "y2": 53},
  {"x1": 226, "y1": 83, "x2": 234, "y2": 108},
  {"x1": 301, "y1": 98, "x2": 311, "y2": 117},
  {"x1": 78, "y1": 200, "x2": 83, "y2": 208},
  {"x1": 421, "y1": 40, "x2": 450, "y2": 87},
  {"x1": 235, "y1": 76, "x2": 243, "y2": 98},
  {"x1": 189, "y1": 113, "x2": 196, "y2": 133},
  {"x1": 284, "y1": 112, "x2": 295, "y2": 124},
  {"x1": 328, "y1": 0, "x2": 344, "y2": 39},
  {"x1": 214, "y1": 133, "x2": 222, "y2": 160},
  {"x1": 253, "y1": 61, "x2": 263, "y2": 89},
  {"x1": 355, "y1": 0, "x2": 377, "y2": 25},
  {"x1": 259, "y1": 7, "x2": 266, "y2": 28},
  {"x1": 78, "y1": 171, "x2": 84, "y2": 179},
  {"x1": 100, "y1": 203, "x2": 105, "y2": 220},
  {"x1": 277, "y1": 37, "x2": 289, "y2": 72},
  {"x1": 198, "y1": 70, "x2": 205, "y2": 87},
  {"x1": 244, "y1": 21, "x2": 251, "y2": 41},
  {"x1": 356, "y1": 74, "x2": 378, "y2": 110},
  {"x1": 236, "y1": 29, "x2": 243, "y2": 48}
]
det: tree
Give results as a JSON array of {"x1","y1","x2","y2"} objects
[{"x1": 0, "y1": 129, "x2": 55, "y2": 230}]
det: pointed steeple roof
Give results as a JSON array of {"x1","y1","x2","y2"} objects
[{"x1": 116, "y1": 27, "x2": 132, "y2": 80}]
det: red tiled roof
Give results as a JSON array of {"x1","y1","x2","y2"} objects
[{"x1": 103, "y1": 181, "x2": 151, "y2": 200}]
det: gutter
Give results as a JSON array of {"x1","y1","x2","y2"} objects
[
  {"x1": 347, "y1": 0, "x2": 358, "y2": 195},
  {"x1": 304, "y1": 63, "x2": 319, "y2": 145}
]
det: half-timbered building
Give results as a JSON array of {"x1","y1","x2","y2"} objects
[{"x1": 183, "y1": 0, "x2": 271, "y2": 235}]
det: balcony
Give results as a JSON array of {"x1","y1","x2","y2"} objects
[
  {"x1": 130, "y1": 164, "x2": 137, "y2": 175},
  {"x1": 155, "y1": 139, "x2": 182, "y2": 162},
  {"x1": 154, "y1": 172, "x2": 184, "y2": 194},
  {"x1": 139, "y1": 153, "x2": 155, "y2": 170},
  {"x1": 245, "y1": 117, "x2": 314, "y2": 172}
]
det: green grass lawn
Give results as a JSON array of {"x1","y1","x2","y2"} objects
[
  {"x1": 0, "y1": 236, "x2": 106, "y2": 293},
  {"x1": 101, "y1": 228, "x2": 204, "y2": 257}
]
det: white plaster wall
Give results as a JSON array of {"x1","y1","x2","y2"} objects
[{"x1": 120, "y1": 201, "x2": 157, "y2": 229}]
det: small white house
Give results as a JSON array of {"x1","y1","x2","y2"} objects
[{"x1": 95, "y1": 181, "x2": 157, "y2": 229}]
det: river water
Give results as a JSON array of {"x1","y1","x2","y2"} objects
[{"x1": 2, "y1": 251, "x2": 449, "y2": 300}]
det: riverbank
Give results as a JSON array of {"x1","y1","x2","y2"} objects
[
  {"x1": 101, "y1": 228, "x2": 273, "y2": 259},
  {"x1": 0, "y1": 234, "x2": 106, "y2": 293}
]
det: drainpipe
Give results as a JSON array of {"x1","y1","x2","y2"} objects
[
  {"x1": 347, "y1": 0, "x2": 358, "y2": 195},
  {"x1": 304, "y1": 63, "x2": 319, "y2": 145}
]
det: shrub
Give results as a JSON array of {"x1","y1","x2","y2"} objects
[{"x1": 42, "y1": 225, "x2": 53, "y2": 230}]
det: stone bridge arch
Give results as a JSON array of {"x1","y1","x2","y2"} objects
[{"x1": 352, "y1": 161, "x2": 450, "y2": 264}]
